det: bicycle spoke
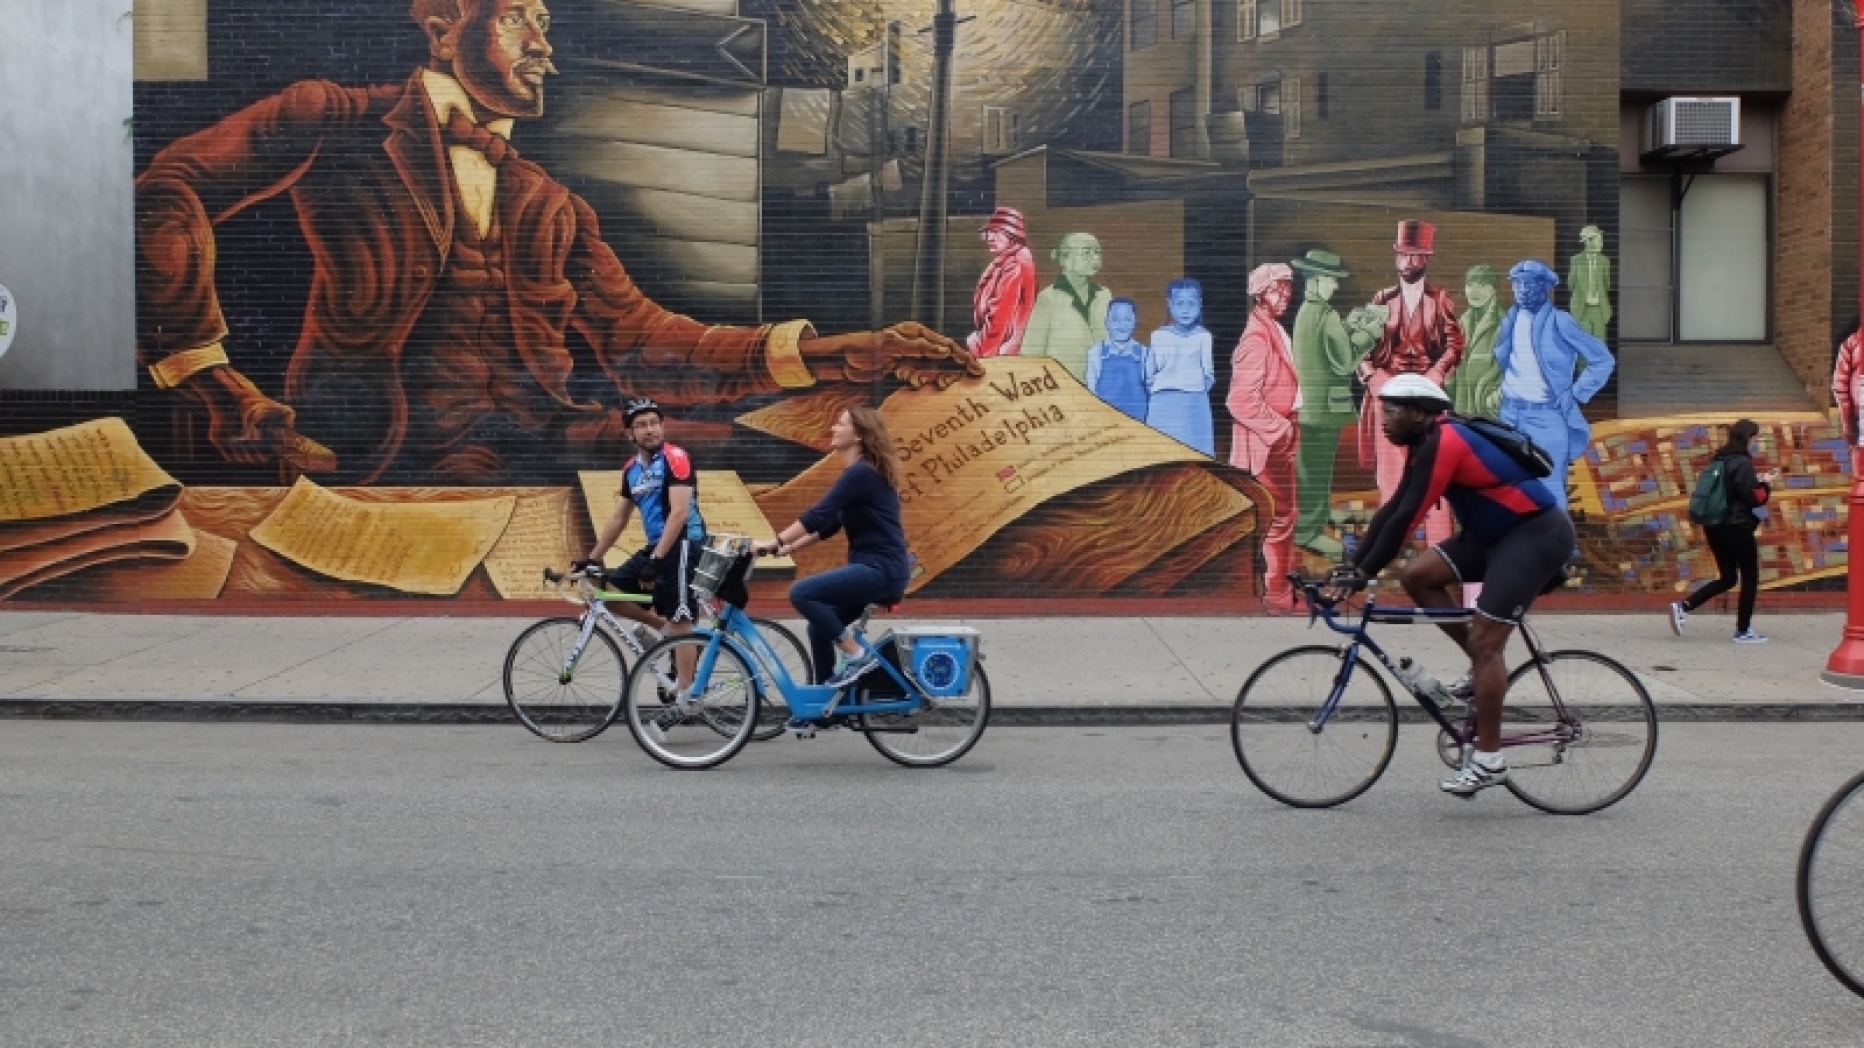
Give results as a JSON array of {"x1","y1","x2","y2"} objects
[
  {"x1": 1499, "y1": 651, "x2": 1656, "y2": 815},
  {"x1": 1231, "y1": 647, "x2": 1397, "y2": 809}
]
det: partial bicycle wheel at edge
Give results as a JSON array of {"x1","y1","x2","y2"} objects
[
  {"x1": 503, "y1": 617, "x2": 627, "y2": 742},
  {"x1": 1798, "y1": 769, "x2": 1864, "y2": 997},
  {"x1": 1498, "y1": 650, "x2": 1656, "y2": 815},
  {"x1": 1231, "y1": 646, "x2": 1398, "y2": 809},
  {"x1": 746, "y1": 617, "x2": 808, "y2": 741}
]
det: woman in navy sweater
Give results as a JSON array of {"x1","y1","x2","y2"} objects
[{"x1": 755, "y1": 407, "x2": 913, "y2": 687}]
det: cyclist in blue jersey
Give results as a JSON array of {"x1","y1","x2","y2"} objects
[
  {"x1": 578, "y1": 398, "x2": 708, "y2": 685},
  {"x1": 1323, "y1": 374, "x2": 1575, "y2": 796}
]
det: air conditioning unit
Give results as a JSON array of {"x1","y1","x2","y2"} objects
[{"x1": 1646, "y1": 97, "x2": 1740, "y2": 152}]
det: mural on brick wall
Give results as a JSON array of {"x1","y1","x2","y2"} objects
[{"x1": 9, "y1": 0, "x2": 1837, "y2": 608}]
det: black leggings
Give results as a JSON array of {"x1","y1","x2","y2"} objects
[{"x1": 1683, "y1": 524, "x2": 1759, "y2": 632}]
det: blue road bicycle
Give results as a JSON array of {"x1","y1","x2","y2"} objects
[
  {"x1": 621, "y1": 534, "x2": 991, "y2": 770},
  {"x1": 1231, "y1": 574, "x2": 1656, "y2": 814}
]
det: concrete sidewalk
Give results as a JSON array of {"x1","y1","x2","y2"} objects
[{"x1": 0, "y1": 607, "x2": 1857, "y2": 721}]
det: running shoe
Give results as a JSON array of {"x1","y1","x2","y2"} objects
[
  {"x1": 1441, "y1": 757, "x2": 1509, "y2": 796},
  {"x1": 824, "y1": 649, "x2": 882, "y2": 688},
  {"x1": 1733, "y1": 630, "x2": 1769, "y2": 644},
  {"x1": 1668, "y1": 602, "x2": 1687, "y2": 636},
  {"x1": 1444, "y1": 672, "x2": 1473, "y2": 706}
]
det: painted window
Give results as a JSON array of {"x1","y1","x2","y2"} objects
[
  {"x1": 1283, "y1": 77, "x2": 1301, "y2": 139},
  {"x1": 1237, "y1": 0, "x2": 1255, "y2": 41},
  {"x1": 1463, "y1": 26, "x2": 1564, "y2": 126},
  {"x1": 1317, "y1": 71, "x2": 1329, "y2": 119},
  {"x1": 983, "y1": 106, "x2": 1019, "y2": 155},
  {"x1": 1171, "y1": 0, "x2": 1195, "y2": 39},
  {"x1": 1169, "y1": 88, "x2": 1198, "y2": 158},
  {"x1": 1128, "y1": 100, "x2": 1153, "y2": 155},
  {"x1": 1280, "y1": 0, "x2": 1303, "y2": 28},
  {"x1": 1131, "y1": 0, "x2": 1158, "y2": 50},
  {"x1": 1424, "y1": 52, "x2": 1443, "y2": 111}
]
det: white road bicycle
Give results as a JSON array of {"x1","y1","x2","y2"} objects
[{"x1": 502, "y1": 565, "x2": 810, "y2": 743}]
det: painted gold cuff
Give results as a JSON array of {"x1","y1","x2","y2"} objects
[
  {"x1": 148, "y1": 344, "x2": 229, "y2": 390},
  {"x1": 764, "y1": 320, "x2": 817, "y2": 389}
]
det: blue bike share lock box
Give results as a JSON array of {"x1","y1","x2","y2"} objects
[{"x1": 891, "y1": 627, "x2": 981, "y2": 698}]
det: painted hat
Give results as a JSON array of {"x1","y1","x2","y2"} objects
[
  {"x1": 1508, "y1": 259, "x2": 1561, "y2": 287},
  {"x1": 1393, "y1": 220, "x2": 1437, "y2": 254},
  {"x1": 980, "y1": 206, "x2": 1027, "y2": 241},
  {"x1": 1248, "y1": 262, "x2": 1294, "y2": 295},
  {"x1": 1289, "y1": 248, "x2": 1350, "y2": 279}
]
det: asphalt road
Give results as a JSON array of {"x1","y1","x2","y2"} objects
[{"x1": 1, "y1": 722, "x2": 1861, "y2": 1047}]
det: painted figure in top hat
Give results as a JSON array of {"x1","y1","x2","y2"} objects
[
  {"x1": 1358, "y1": 220, "x2": 1465, "y2": 545},
  {"x1": 1287, "y1": 249, "x2": 1370, "y2": 558},
  {"x1": 1495, "y1": 259, "x2": 1615, "y2": 511},
  {"x1": 1022, "y1": 231, "x2": 1112, "y2": 381},
  {"x1": 968, "y1": 207, "x2": 1039, "y2": 358},
  {"x1": 1229, "y1": 263, "x2": 1302, "y2": 612},
  {"x1": 134, "y1": 0, "x2": 979, "y2": 484},
  {"x1": 1567, "y1": 225, "x2": 1612, "y2": 341}
]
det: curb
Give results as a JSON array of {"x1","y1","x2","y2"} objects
[{"x1": 7, "y1": 701, "x2": 1864, "y2": 725}]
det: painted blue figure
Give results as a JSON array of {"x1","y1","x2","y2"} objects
[
  {"x1": 1494, "y1": 260, "x2": 1615, "y2": 511},
  {"x1": 1085, "y1": 297, "x2": 1152, "y2": 421},
  {"x1": 1145, "y1": 278, "x2": 1216, "y2": 455}
]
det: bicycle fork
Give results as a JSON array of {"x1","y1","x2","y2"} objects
[{"x1": 557, "y1": 613, "x2": 604, "y2": 684}]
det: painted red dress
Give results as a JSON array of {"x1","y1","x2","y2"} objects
[{"x1": 966, "y1": 245, "x2": 1038, "y2": 358}]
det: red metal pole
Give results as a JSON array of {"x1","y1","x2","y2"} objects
[{"x1": 1823, "y1": 14, "x2": 1864, "y2": 688}]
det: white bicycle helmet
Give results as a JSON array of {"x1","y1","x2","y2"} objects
[{"x1": 1377, "y1": 373, "x2": 1452, "y2": 412}]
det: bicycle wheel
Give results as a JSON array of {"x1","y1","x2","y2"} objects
[
  {"x1": 862, "y1": 663, "x2": 992, "y2": 768},
  {"x1": 503, "y1": 617, "x2": 627, "y2": 742},
  {"x1": 1799, "y1": 770, "x2": 1864, "y2": 997},
  {"x1": 1231, "y1": 646, "x2": 1398, "y2": 809},
  {"x1": 1498, "y1": 650, "x2": 1657, "y2": 815},
  {"x1": 746, "y1": 617, "x2": 809, "y2": 741},
  {"x1": 622, "y1": 634, "x2": 760, "y2": 769}
]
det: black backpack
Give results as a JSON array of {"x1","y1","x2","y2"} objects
[{"x1": 1447, "y1": 413, "x2": 1554, "y2": 478}]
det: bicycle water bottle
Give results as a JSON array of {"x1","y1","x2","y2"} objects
[{"x1": 1396, "y1": 657, "x2": 1451, "y2": 706}]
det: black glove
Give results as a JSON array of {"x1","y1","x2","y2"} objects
[{"x1": 571, "y1": 558, "x2": 604, "y2": 574}]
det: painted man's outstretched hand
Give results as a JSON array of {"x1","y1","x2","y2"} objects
[
  {"x1": 177, "y1": 364, "x2": 338, "y2": 472},
  {"x1": 804, "y1": 323, "x2": 985, "y2": 390}
]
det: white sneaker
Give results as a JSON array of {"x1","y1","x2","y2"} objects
[
  {"x1": 1733, "y1": 630, "x2": 1768, "y2": 644},
  {"x1": 1444, "y1": 673, "x2": 1473, "y2": 706},
  {"x1": 1441, "y1": 757, "x2": 1509, "y2": 796},
  {"x1": 1668, "y1": 602, "x2": 1687, "y2": 636}
]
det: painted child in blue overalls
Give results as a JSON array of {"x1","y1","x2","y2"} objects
[{"x1": 1084, "y1": 297, "x2": 1151, "y2": 422}]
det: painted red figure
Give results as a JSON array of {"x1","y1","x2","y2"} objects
[
  {"x1": 1834, "y1": 330, "x2": 1864, "y2": 475},
  {"x1": 967, "y1": 207, "x2": 1039, "y2": 358},
  {"x1": 1359, "y1": 220, "x2": 1465, "y2": 545},
  {"x1": 1228, "y1": 263, "x2": 1302, "y2": 613}
]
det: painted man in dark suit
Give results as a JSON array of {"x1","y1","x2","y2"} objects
[{"x1": 136, "y1": 0, "x2": 978, "y2": 483}]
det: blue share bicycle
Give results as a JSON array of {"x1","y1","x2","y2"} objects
[
  {"x1": 1231, "y1": 574, "x2": 1657, "y2": 814},
  {"x1": 620, "y1": 534, "x2": 991, "y2": 770}
]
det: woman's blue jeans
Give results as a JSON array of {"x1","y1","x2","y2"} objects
[{"x1": 789, "y1": 564, "x2": 900, "y2": 683}]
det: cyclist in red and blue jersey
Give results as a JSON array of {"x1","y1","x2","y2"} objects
[
  {"x1": 579, "y1": 398, "x2": 708, "y2": 654},
  {"x1": 1323, "y1": 374, "x2": 1575, "y2": 796}
]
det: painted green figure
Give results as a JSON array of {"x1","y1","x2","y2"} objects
[
  {"x1": 1288, "y1": 249, "x2": 1368, "y2": 557},
  {"x1": 1450, "y1": 264, "x2": 1504, "y2": 417},
  {"x1": 1567, "y1": 225, "x2": 1612, "y2": 341},
  {"x1": 1022, "y1": 231, "x2": 1111, "y2": 382}
]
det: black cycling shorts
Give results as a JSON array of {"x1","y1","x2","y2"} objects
[
  {"x1": 608, "y1": 539, "x2": 703, "y2": 622},
  {"x1": 1430, "y1": 509, "x2": 1575, "y2": 624}
]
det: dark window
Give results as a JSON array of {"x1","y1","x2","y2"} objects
[
  {"x1": 1171, "y1": 0, "x2": 1196, "y2": 39},
  {"x1": 1169, "y1": 88, "x2": 1198, "y2": 158},
  {"x1": 1128, "y1": 100, "x2": 1153, "y2": 155},
  {"x1": 1424, "y1": 51, "x2": 1442, "y2": 111},
  {"x1": 1317, "y1": 71, "x2": 1329, "y2": 119},
  {"x1": 1130, "y1": 0, "x2": 1158, "y2": 50}
]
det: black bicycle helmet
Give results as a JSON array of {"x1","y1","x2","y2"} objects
[{"x1": 623, "y1": 397, "x2": 663, "y2": 426}]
